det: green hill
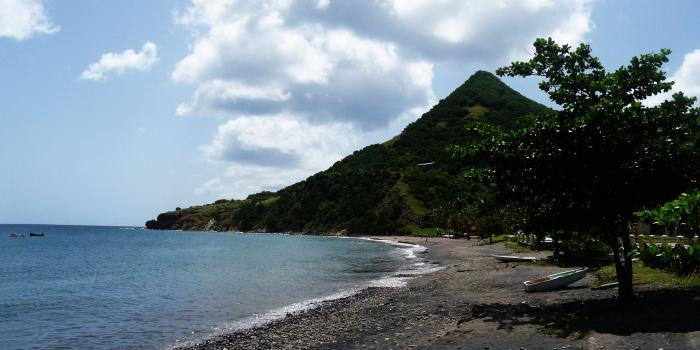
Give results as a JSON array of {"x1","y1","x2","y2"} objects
[{"x1": 145, "y1": 71, "x2": 549, "y2": 234}]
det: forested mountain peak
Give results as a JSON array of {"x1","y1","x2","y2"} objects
[{"x1": 146, "y1": 71, "x2": 549, "y2": 234}]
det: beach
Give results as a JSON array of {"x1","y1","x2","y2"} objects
[{"x1": 183, "y1": 237, "x2": 700, "y2": 350}]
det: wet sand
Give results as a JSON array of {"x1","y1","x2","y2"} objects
[{"x1": 181, "y1": 237, "x2": 700, "y2": 350}]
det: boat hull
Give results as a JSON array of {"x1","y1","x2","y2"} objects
[
  {"x1": 524, "y1": 268, "x2": 588, "y2": 292},
  {"x1": 491, "y1": 254, "x2": 538, "y2": 262}
]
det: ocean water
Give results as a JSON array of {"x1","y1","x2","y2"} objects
[{"x1": 0, "y1": 225, "x2": 427, "y2": 349}]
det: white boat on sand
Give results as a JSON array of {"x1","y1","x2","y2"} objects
[
  {"x1": 491, "y1": 254, "x2": 538, "y2": 262},
  {"x1": 524, "y1": 267, "x2": 588, "y2": 292}
]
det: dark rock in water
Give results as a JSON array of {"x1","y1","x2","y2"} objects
[
  {"x1": 146, "y1": 211, "x2": 186, "y2": 230},
  {"x1": 145, "y1": 219, "x2": 160, "y2": 229}
]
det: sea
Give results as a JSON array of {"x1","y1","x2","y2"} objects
[{"x1": 0, "y1": 224, "x2": 432, "y2": 349}]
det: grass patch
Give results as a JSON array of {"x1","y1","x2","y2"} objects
[
  {"x1": 198, "y1": 202, "x2": 238, "y2": 217},
  {"x1": 593, "y1": 262, "x2": 700, "y2": 288},
  {"x1": 489, "y1": 234, "x2": 511, "y2": 244},
  {"x1": 477, "y1": 234, "x2": 509, "y2": 245},
  {"x1": 260, "y1": 196, "x2": 279, "y2": 207},
  {"x1": 504, "y1": 241, "x2": 533, "y2": 253},
  {"x1": 591, "y1": 265, "x2": 617, "y2": 288},
  {"x1": 465, "y1": 104, "x2": 489, "y2": 118},
  {"x1": 382, "y1": 135, "x2": 400, "y2": 147},
  {"x1": 408, "y1": 226, "x2": 438, "y2": 237},
  {"x1": 393, "y1": 174, "x2": 426, "y2": 216}
]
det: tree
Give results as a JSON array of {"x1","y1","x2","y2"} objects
[{"x1": 457, "y1": 38, "x2": 700, "y2": 304}]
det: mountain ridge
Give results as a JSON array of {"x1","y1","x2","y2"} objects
[{"x1": 145, "y1": 71, "x2": 550, "y2": 234}]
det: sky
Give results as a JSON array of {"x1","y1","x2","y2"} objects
[{"x1": 1, "y1": 0, "x2": 699, "y2": 226}]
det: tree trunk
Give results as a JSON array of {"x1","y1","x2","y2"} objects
[
  {"x1": 611, "y1": 231, "x2": 635, "y2": 305},
  {"x1": 619, "y1": 232, "x2": 635, "y2": 303},
  {"x1": 611, "y1": 238, "x2": 624, "y2": 287}
]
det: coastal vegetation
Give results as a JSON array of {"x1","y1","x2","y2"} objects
[
  {"x1": 456, "y1": 38, "x2": 700, "y2": 304},
  {"x1": 594, "y1": 261, "x2": 700, "y2": 289},
  {"x1": 634, "y1": 191, "x2": 700, "y2": 276},
  {"x1": 635, "y1": 191, "x2": 700, "y2": 235}
]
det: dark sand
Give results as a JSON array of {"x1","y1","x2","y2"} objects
[{"x1": 181, "y1": 237, "x2": 700, "y2": 350}]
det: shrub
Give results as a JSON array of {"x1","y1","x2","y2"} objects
[
  {"x1": 558, "y1": 232, "x2": 611, "y2": 260},
  {"x1": 637, "y1": 243, "x2": 700, "y2": 276}
]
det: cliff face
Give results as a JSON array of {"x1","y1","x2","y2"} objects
[{"x1": 145, "y1": 71, "x2": 550, "y2": 234}]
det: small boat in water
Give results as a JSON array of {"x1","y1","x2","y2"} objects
[
  {"x1": 29, "y1": 232, "x2": 45, "y2": 237},
  {"x1": 9, "y1": 233, "x2": 25, "y2": 237},
  {"x1": 524, "y1": 267, "x2": 588, "y2": 292},
  {"x1": 491, "y1": 254, "x2": 538, "y2": 262}
]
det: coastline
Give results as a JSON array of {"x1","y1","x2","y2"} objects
[{"x1": 178, "y1": 236, "x2": 700, "y2": 350}]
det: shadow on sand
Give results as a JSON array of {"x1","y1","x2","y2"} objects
[{"x1": 470, "y1": 287, "x2": 700, "y2": 337}]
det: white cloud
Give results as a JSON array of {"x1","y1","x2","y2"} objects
[
  {"x1": 0, "y1": 0, "x2": 59, "y2": 40},
  {"x1": 172, "y1": 0, "x2": 592, "y2": 126},
  {"x1": 175, "y1": 0, "x2": 595, "y2": 198},
  {"x1": 645, "y1": 49, "x2": 700, "y2": 106},
  {"x1": 197, "y1": 114, "x2": 360, "y2": 198},
  {"x1": 194, "y1": 177, "x2": 226, "y2": 195},
  {"x1": 171, "y1": 1, "x2": 436, "y2": 130},
  {"x1": 176, "y1": 79, "x2": 291, "y2": 117},
  {"x1": 195, "y1": 166, "x2": 313, "y2": 199},
  {"x1": 671, "y1": 49, "x2": 700, "y2": 101},
  {"x1": 81, "y1": 42, "x2": 159, "y2": 81},
  {"x1": 285, "y1": 0, "x2": 593, "y2": 62},
  {"x1": 201, "y1": 114, "x2": 357, "y2": 167},
  {"x1": 315, "y1": 0, "x2": 330, "y2": 10}
]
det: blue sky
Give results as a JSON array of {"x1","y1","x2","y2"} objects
[{"x1": 1, "y1": 0, "x2": 699, "y2": 226}]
